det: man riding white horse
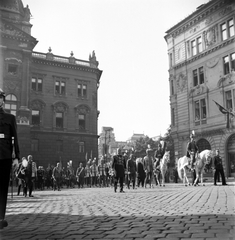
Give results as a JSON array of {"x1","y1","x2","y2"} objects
[{"x1": 186, "y1": 133, "x2": 199, "y2": 171}]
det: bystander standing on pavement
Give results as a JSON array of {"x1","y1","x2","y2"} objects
[
  {"x1": 126, "y1": 154, "x2": 137, "y2": 189},
  {"x1": 0, "y1": 89, "x2": 20, "y2": 230},
  {"x1": 136, "y1": 157, "x2": 145, "y2": 187},
  {"x1": 24, "y1": 155, "x2": 34, "y2": 197},
  {"x1": 52, "y1": 162, "x2": 62, "y2": 191},
  {"x1": 213, "y1": 149, "x2": 227, "y2": 186},
  {"x1": 76, "y1": 163, "x2": 85, "y2": 188},
  {"x1": 144, "y1": 149, "x2": 154, "y2": 188},
  {"x1": 112, "y1": 148, "x2": 126, "y2": 193}
]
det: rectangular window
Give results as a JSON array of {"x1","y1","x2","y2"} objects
[
  {"x1": 226, "y1": 90, "x2": 233, "y2": 110},
  {"x1": 32, "y1": 110, "x2": 40, "y2": 126},
  {"x1": 77, "y1": 83, "x2": 87, "y2": 97},
  {"x1": 171, "y1": 80, "x2": 174, "y2": 95},
  {"x1": 31, "y1": 77, "x2": 43, "y2": 92},
  {"x1": 193, "y1": 69, "x2": 198, "y2": 86},
  {"x1": 195, "y1": 99, "x2": 207, "y2": 125},
  {"x1": 199, "y1": 67, "x2": 204, "y2": 84},
  {"x1": 197, "y1": 36, "x2": 202, "y2": 53},
  {"x1": 79, "y1": 142, "x2": 85, "y2": 153},
  {"x1": 78, "y1": 114, "x2": 85, "y2": 130},
  {"x1": 77, "y1": 84, "x2": 82, "y2": 97},
  {"x1": 31, "y1": 139, "x2": 39, "y2": 152},
  {"x1": 201, "y1": 99, "x2": 207, "y2": 119},
  {"x1": 223, "y1": 56, "x2": 230, "y2": 74},
  {"x1": 171, "y1": 108, "x2": 175, "y2": 126},
  {"x1": 169, "y1": 53, "x2": 173, "y2": 68},
  {"x1": 191, "y1": 40, "x2": 196, "y2": 56},
  {"x1": 221, "y1": 22, "x2": 227, "y2": 41},
  {"x1": 231, "y1": 53, "x2": 235, "y2": 71},
  {"x1": 8, "y1": 64, "x2": 18, "y2": 75},
  {"x1": 195, "y1": 100, "x2": 200, "y2": 121},
  {"x1": 83, "y1": 85, "x2": 87, "y2": 97},
  {"x1": 55, "y1": 81, "x2": 65, "y2": 95},
  {"x1": 228, "y1": 19, "x2": 234, "y2": 38},
  {"x1": 32, "y1": 78, "x2": 37, "y2": 91},
  {"x1": 56, "y1": 112, "x2": 63, "y2": 128},
  {"x1": 56, "y1": 140, "x2": 63, "y2": 152}
]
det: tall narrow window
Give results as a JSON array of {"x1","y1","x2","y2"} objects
[
  {"x1": 169, "y1": 53, "x2": 173, "y2": 68},
  {"x1": 197, "y1": 36, "x2": 202, "y2": 53},
  {"x1": 32, "y1": 110, "x2": 40, "y2": 126},
  {"x1": 56, "y1": 112, "x2": 63, "y2": 128},
  {"x1": 223, "y1": 56, "x2": 230, "y2": 74},
  {"x1": 82, "y1": 85, "x2": 87, "y2": 97},
  {"x1": 171, "y1": 80, "x2": 174, "y2": 95},
  {"x1": 32, "y1": 78, "x2": 37, "y2": 91},
  {"x1": 231, "y1": 53, "x2": 235, "y2": 71},
  {"x1": 78, "y1": 114, "x2": 85, "y2": 130},
  {"x1": 201, "y1": 99, "x2": 207, "y2": 119},
  {"x1": 4, "y1": 94, "x2": 17, "y2": 116},
  {"x1": 193, "y1": 69, "x2": 198, "y2": 86},
  {"x1": 55, "y1": 81, "x2": 60, "y2": 94},
  {"x1": 226, "y1": 90, "x2": 233, "y2": 110},
  {"x1": 191, "y1": 40, "x2": 196, "y2": 56},
  {"x1": 171, "y1": 108, "x2": 175, "y2": 126},
  {"x1": 228, "y1": 19, "x2": 234, "y2": 38},
  {"x1": 77, "y1": 84, "x2": 82, "y2": 97},
  {"x1": 195, "y1": 101, "x2": 200, "y2": 121},
  {"x1": 199, "y1": 67, "x2": 204, "y2": 84},
  {"x1": 221, "y1": 23, "x2": 227, "y2": 41}
]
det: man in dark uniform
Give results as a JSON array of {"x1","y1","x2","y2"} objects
[
  {"x1": 186, "y1": 133, "x2": 199, "y2": 170},
  {"x1": 112, "y1": 148, "x2": 126, "y2": 193},
  {"x1": 213, "y1": 149, "x2": 227, "y2": 186},
  {"x1": 0, "y1": 89, "x2": 20, "y2": 229}
]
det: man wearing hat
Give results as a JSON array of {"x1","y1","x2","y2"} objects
[
  {"x1": 112, "y1": 148, "x2": 126, "y2": 193},
  {"x1": 186, "y1": 133, "x2": 199, "y2": 171},
  {"x1": 0, "y1": 89, "x2": 20, "y2": 229}
]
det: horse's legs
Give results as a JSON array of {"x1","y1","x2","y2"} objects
[
  {"x1": 183, "y1": 168, "x2": 190, "y2": 186},
  {"x1": 201, "y1": 172, "x2": 205, "y2": 186},
  {"x1": 162, "y1": 172, "x2": 165, "y2": 187}
]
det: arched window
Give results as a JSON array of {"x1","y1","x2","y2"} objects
[
  {"x1": 5, "y1": 94, "x2": 17, "y2": 116},
  {"x1": 197, "y1": 138, "x2": 211, "y2": 152}
]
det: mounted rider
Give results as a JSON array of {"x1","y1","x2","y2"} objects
[{"x1": 186, "y1": 133, "x2": 199, "y2": 171}]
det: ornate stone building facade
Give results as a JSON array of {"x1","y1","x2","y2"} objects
[
  {"x1": 165, "y1": 0, "x2": 235, "y2": 177},
  {"x1": 0, "y1": 0, "x2": 102, "y2": 168}
]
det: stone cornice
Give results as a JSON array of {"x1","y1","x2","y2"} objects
[
  {"x1": 32, "y1": 58, "x2": 102, "y2": 75},
  {"x1": 174, "y1": 37, "x2": 235, "y2": 70},
  {"x1": 165, "y1": 0, "x2": 229, "y2": 39}
]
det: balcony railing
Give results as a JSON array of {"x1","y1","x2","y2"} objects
[{"x1": 32, "y1": 52, "x2": 92, "y2": 68}]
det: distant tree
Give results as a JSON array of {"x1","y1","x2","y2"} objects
[{"x1": 134, "y1": 136, "x2": 158, "y2": 153}]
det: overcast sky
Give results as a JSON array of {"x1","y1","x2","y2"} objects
[{"x1": 25, "y1": 0, "x2": 209, "y2": 141}]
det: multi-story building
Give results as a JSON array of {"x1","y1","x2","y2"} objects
[
  {"x1": 165, "y1": 0, "x2": 235, "y2": 177},
  {"x1": 0, "y1": 0, "x2": 102, "y2": 168}
]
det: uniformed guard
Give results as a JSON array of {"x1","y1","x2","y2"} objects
[
  {"x1": 0, "y1": 89, "x2": 20, "y2": 229},
  {"x1": 112, "y1": 148, "x2": 126, "y2": 193},
  {"x1": 186, "y1": 133, "x2": 199, "y2": 170}
]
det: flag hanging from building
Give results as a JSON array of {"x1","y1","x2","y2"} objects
[
  {"x1": 213, "y1": 100, "x2": 234, "y2": 128},
  {"x1": 85, "y1": 152, "x2": 88, "y2": 163}
]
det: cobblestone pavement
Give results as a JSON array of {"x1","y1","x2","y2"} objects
[{"x1": 0, "y1": 181, "x2": 235, "y2": 240}]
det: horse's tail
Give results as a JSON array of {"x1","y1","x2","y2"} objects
[{"x1": 177, "y1": 158, "x2": 183, "y2": 180}]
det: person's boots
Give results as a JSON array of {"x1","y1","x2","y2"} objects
[{"x1": 17, "y1": 185, "x2": 21, "y2": 195}]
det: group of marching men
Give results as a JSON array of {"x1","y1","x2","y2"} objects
[{"x1": 14, "y1": 141, "x2": 168, "y2": 194}]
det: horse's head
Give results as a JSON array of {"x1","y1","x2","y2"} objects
[
  {"x1": 163, "y1": 151, "x2": 170, "y2": 163},
  {"x1": 199, "y1": 149, "x2": 213, "y2": 165}
]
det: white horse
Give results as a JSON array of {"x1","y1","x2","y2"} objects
[
  {"x1": 177, "y1": 149, "x2": 213, "y2": 186},
  {"x1": 154, "y1": 151, "x2": 170, "y2": 187}
]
